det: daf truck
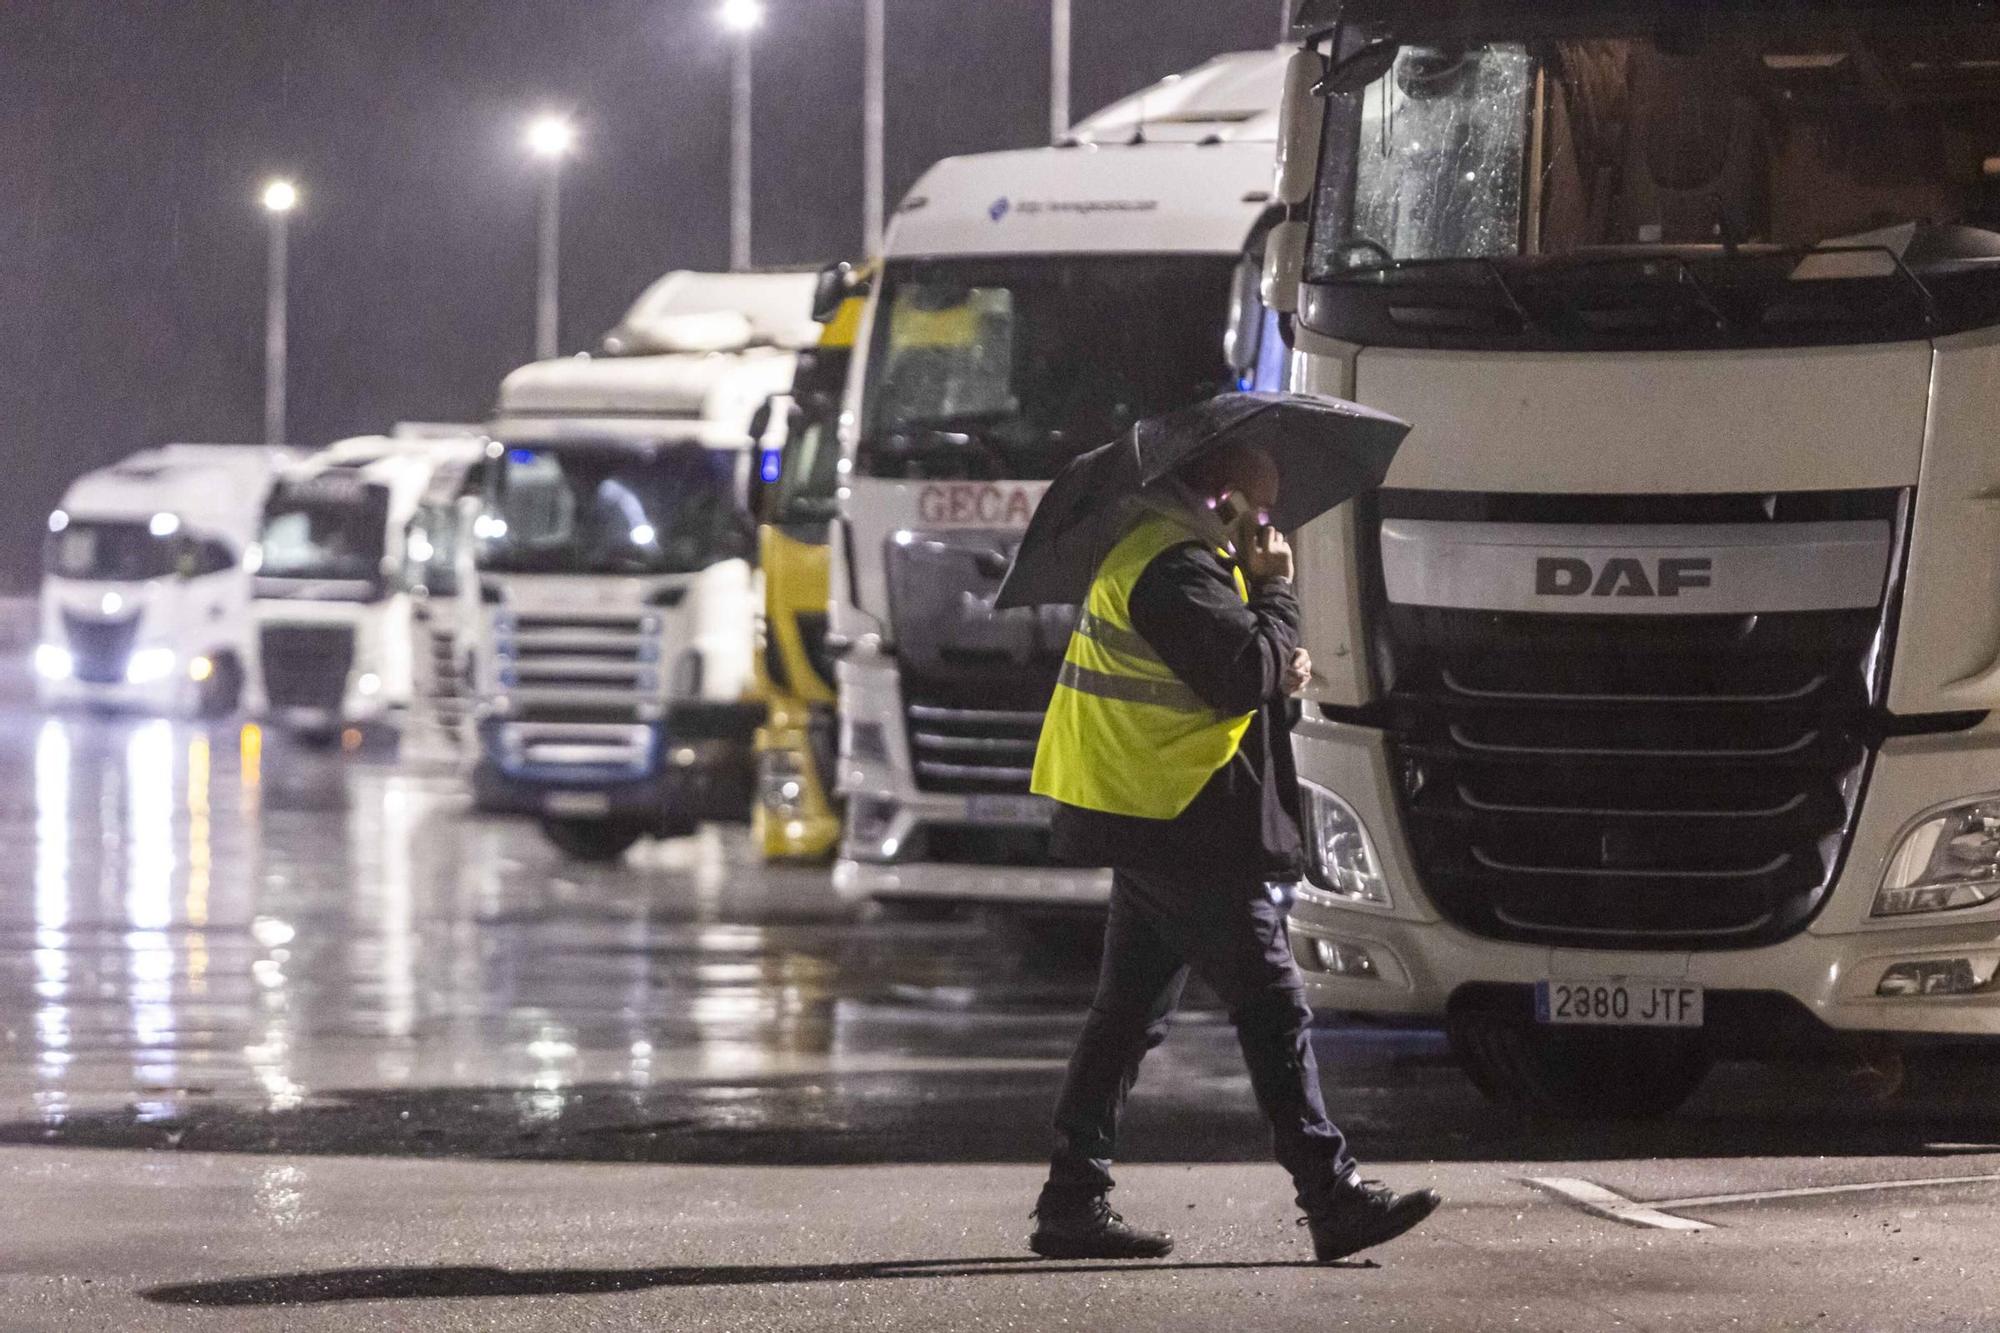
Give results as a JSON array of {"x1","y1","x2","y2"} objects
[
  {"x1": 38, "y1": 445, "x2": 293, "y2": 718},
  {"x1": 1274, "y1": 0, "x2": 2000, "y2": 1114},
  {"x1": 831, "y1": 50, "x2": 1293, "y2": 912},
  {"x1": 748, "y1": 262, "x2": 870, "y2": 861},
  {"x1": 250, "y1": 431, "x2": 485, "y2": 742},
  {"x1": 469, "y1": 269, "x2": 817, "y2": 860}
]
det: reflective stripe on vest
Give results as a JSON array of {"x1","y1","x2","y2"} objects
[{"x1": 1030, "y1": 511, "x2": 1254, "y2": 821}]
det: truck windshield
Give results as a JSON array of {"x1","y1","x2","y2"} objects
[
  {"x1": 857, "y1": 256, "x2": 1236, "y2": 480},
  {"x1": 477, "y1": 441, "x2": 753, "y2": 576},
  {"x1": 258, "y1": 475, "x2": 392, "y2": 583},
  {"x1": 771, "y1": 345, "x2": 848, "y2": 527},
  {"x1": 1305, "y1": 15, "x2": 2000, "y2": 348},
  {"x1": 45, "y1": 521, "x2": 177, "y2": 582}
]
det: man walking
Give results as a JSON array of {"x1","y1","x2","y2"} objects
[{"x1": 1025, "y1": 441, "x2": 1439, "y2": 1263}]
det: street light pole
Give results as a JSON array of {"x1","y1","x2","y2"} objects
[
  {"x1": 863, "y1": 0, "x2": 884, "y2": 254},
  {"x1": 525, "y1": 115, "x2": 575, "y2": 360},
  {"x1": 537, "y1": 163, "x2": 561, "y2": 359},
  {"x1": 730, "y1": 34, "x2": 753, "y2": 270},
  {"x1": 718, "y1": 0, "x2": 765, "y2": 272},
  {"x1": 1049, "y1": 0, "x2": 1070, "y2": 143},
  {"x1": 1280, "y1": 0, "x2": 1293, "y2": 42},
  {"x1": 260, "y1": 179, "x2": 297, "y2": 446}
]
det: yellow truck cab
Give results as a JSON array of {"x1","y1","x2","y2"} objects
[{"x1": 750, "y1": 263, "x2": 871, "y2": 860}]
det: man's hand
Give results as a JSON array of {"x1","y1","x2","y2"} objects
[
  {"x1": 1244, "y1": 525, "x2": 1293, "y2": 583},
  {"x1": 1283, "y1": 648, "x2": 1313, "y2": 696}
]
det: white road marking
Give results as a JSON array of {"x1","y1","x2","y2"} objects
[
  {"x1": 1657, "y1": 1170, "x2": 2000, "y2": 1210},
  {"x1": 1525, "y1": 1177, "x2": 1713, "y2": 1231},
  {"x1": 1530, "y1": 1170, "x2": 2000, "y2": 1232}
]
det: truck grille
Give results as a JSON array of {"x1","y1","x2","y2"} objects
[
  {"x1": 904, "y1": 699, "x2": 1046, "y2": 794},
  {"x1": 885, "y1": 530, "x2": 1071, "y2": 797},
  {"x1": 61, "y1": 612, "x2": 138, "y2": 684},
  {"x1": 1367, "y1": 490, "x2": 1903, "y2": 951},
  {"x1": 500, "y1": 613, "x2": 655, "y2": 723},
  {"x1": 260, "y1": 624, "x2": 353, "y2": 710}
]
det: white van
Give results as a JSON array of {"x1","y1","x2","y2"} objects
[{"x1": 39, "y1": 444, "x2": 293, "y2": 716}]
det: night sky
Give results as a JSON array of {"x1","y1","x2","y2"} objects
[{"x1": 0, "y1": 0, "x2": 1287, "y2": 586}]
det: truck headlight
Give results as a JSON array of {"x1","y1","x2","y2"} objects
[
  {"x1": 1298, "y1": 783, "x2": 1391, "y2": 910},
  {"x1": 758, "y1": 750, "x2": 809, "y2": 819},
  {"x1": 1873, "y1": 798, "x2": 2000, "y2": 917},
  {"x1": 33, "y1": 644, "x2": 72, "y2": 681},
  {"x1": 125, "y1": 648, "x2": 177, "y2": 685}
]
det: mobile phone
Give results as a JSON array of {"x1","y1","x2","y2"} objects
[{"x1": 1213, "y1": 489, "x2": 1254, "y2": 528}]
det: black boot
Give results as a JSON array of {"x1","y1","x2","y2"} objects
[
  {"x1": 1028, "y1": 1197, "x2": 1174, "y2": 1260},
  {"x1": 1302, "y1": 1177, "x2": 1440, "y2": 1263}
]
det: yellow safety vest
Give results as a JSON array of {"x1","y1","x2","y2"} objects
[{"x1": 1031, "y1": 511, "x2": 1253, "y2": 820}]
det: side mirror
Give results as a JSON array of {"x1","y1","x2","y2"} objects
[
  {"x1": 1273, "y1": 49, "x2": 1328, "y2": 208},
  {"x1": 743, "y1": 396, "x2": 781, "y2": 520},
  {"x1": 1260, "y1": 219, "x2": 1309, "y2": 315},
  {"x1": 1318, "y1": 39, "x2": 1399, "y2": 95},
  {"x1": 811, "y1": 262, "x2": 853, "y2": 324},
  {"x1": 1223, "y1": 254, "x2": 1265, "y2": 376}
]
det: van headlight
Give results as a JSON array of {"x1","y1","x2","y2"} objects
[
  {"x1": 125, "y1": 648, "x2": 177, "y2": 685},
  {"x1": 1298, "y1": 783, "x2": 1391, "y2": 910},
  {"x1": 33, "y1": 644, "x2": 73, "y2": 681},
  {"x1": 1873, "y1": 798, "x2": 2000, "y2": 917}
]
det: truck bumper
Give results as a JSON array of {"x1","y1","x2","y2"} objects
[
  {"x1": 834, "y1": 857, "x2": 1110, "y2": 908},
  {"x1": 38, "y1": 675, "x2": 190, "y2": 717},
  {"x1": 1291, "y1": 716, "x2": 2000, "y2": 1041},
  {"x1": 834, "y1": 653, "x2": 1101, "y2": 908},
  {"x1": 471, "y1": 709, "x2": 757, "y2": 828}
]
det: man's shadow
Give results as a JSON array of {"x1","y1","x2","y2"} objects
[{"x1": 144, "y1": 1255, "x2": 1359, "y2": 1306}]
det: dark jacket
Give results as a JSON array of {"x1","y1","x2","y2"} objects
[{"x1": 1048, "y1": 539, "x2": 1306, "y2": 884}]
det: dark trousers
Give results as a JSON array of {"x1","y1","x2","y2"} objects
[{"x1": 1040, "y1": 866, "x2": 1356, "y2": 1213}]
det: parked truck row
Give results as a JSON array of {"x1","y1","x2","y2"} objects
[{"x1": 34, "y1": 6, "x2": 2000, "y2": 1117}]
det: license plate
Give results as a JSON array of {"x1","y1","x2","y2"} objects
[
  {"x1": 1536, "y1": 978, "x2": 1704, "y2": 1029},
  {"x1": 966, "y1": 794, "x2": 1054, "y2": 825},
  {"x1": 543, "y1": 791, "x2": 611, "y2": 817}
]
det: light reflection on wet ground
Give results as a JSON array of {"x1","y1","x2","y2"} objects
[
  {"x1": 5, "y1": 706, "x2": 2000, "y2": 1174},
  {"x1": 0, "y1": 707, "x2": 1256, "y2": 1163}
]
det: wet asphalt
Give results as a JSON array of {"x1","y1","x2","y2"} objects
[{"x1": 2, "y1": 689, "x2": 2000, "y2": 1329}]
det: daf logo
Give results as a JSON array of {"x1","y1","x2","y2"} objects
[
  {"x1": 988, "y1": 196, "x2": 1011, "y2": 223},
  {"x1": 1535, "y1": 555, "x2": 1714, "y2": 599}
]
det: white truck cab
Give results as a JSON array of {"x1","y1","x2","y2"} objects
[
  {"x1": 830, "y1": 50, "x2": 1292, "y2": 914},
  {"x1": 249, "y1": 431, "x2": 485, "y2": 741},
  {"x1": 1274, "y1": 0, "x2": 2000, "y2": 1114},
  {"x1": 401, "y1": 451, "x2": 487, "y2": 758},
  {"x1": 38, "y1": 444, "x2": 293, "y2": 717},
  {"x1": 467, "y1": 270, "x2": 817, "y2": 860}
]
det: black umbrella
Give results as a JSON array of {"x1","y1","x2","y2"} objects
[{"x1": 995, "y1": 391, "x2": 1409, "y2": 610}]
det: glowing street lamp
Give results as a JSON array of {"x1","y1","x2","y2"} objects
[
  {"x1": 718, "y1": 0, "x2": 766, "y2": 270},
  {"x1": 260, "y1": 179, "x2": 299, "y2": 445},
  {"x1": 525, "y1": 115, "x2": 575, "y2": 161},
  {"x1": 717, "y1": 0, "x2": 764, "y2": 31},
  {"x1": 525, "y1": 115, "x2": 574, "y2": 358}
]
